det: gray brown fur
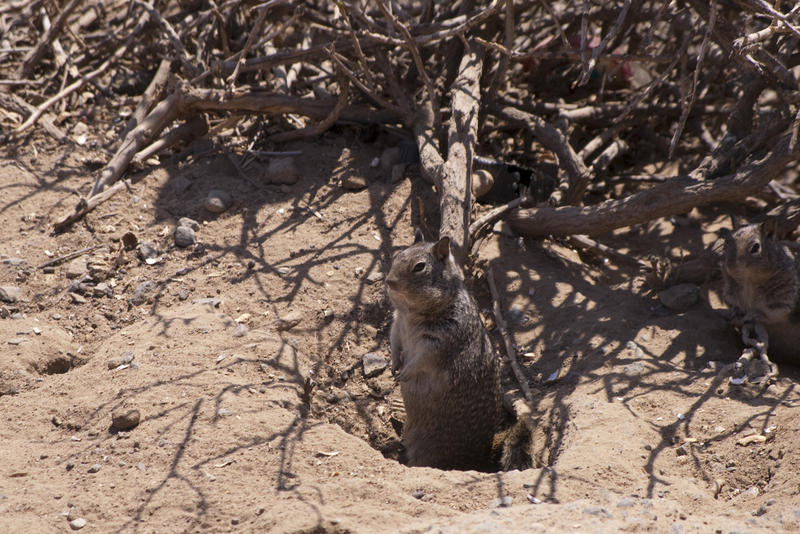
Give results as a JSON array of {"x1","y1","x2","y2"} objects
[
  {"x1": 386, "y1": 235, "x2": 502, "y2": 471},
  {"x1": 721, "y1": 220, "x2": 800, "y2": 361}
]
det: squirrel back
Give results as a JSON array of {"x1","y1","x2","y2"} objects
[
  {"x1": 386, "y1": 234, "x2": 502, "y2": 471},
  {"x1": 721, "y1": 219, "x2": 800, "y2": 360}
]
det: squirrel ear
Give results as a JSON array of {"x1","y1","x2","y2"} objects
[
  {"x1": 434, "y1": 236, "x2": 450, "y2": 260},
  {"x1": 414, "y1": 229, "x2": 424, "y2": 244},
  {"x1": 762, "y1": 217, "x2": 778, "y2": 240}
]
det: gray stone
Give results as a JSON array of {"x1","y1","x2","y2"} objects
[
  {"x1": 205, "y1": 189, "x2": 232, "y2": 213},
  {"x1": 1, "y1": 257, "x2": 26, "y2": 267},
  {"x1": 174, "y1": 226, "x2": 196, "y2": 248},
  {"x1": 137, "y1": 242, "x2": 159, "y2": 263},
  {"x1": 68, "y1": 518, "x2": 87, "y2": 530},
  {"x1": 69, "y1": 292, "x2": 87, "y2": 304},
  {"x1": 624, "y1": 361, "x2": 646, "y2": 376},
  {"x1": 93, "y1": 283, "x2": 112, "y2": 298},
  {"x1": 87, "y1": 464, "x2": 102, "y2": 473},
  {"x1": 264, "y1": 157, "x2": 299, "y2": 185},
  {"x1": 658, "y1": 283, "x2": 699, "y2": 312},
  {"x1": 362, "y1": 352, "x2": 388, "y2": 378},
  {"x1": 107, "y1": 351, "x2": 134, "y2": 370},
  {"x1": 65, "y1": 258, "x2": 88, "y2": 279},
  {"x1": 178, "y1": 217, "x2": 200, "y2": 231},
  {"x1": 131, "y1": 281, "x2": 156, "y2": 306},
  {"x1": 0, "y1": 286, "x2": 21, "y2": 303},
  {"x1": 111, "y1": 409, "x2": 141, "y2": 431}
]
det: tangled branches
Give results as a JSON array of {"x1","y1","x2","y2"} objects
[{"x1": 1, "y1": 0, "x2": 799, "y2": 263}]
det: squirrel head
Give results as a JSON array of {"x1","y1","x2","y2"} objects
[
  {"x1": 386, "y1": 234, "x2": 462, "y2": 314},
  {"x1": 722, "y1": 217, "x2": 781, "y2": 279}
]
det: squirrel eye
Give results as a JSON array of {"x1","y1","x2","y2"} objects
[
  {"x1": 412, "y1": 261, "x2": 426, "y2": 273},
  {"x1": 749, "y1": 242, "x2": 761, "y2": 255}
]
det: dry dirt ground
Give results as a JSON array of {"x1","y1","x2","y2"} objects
[{"x1": 2, "y1": 132, "x2": 800, "y2": 534}]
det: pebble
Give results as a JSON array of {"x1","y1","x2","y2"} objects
[
  {"x1": 174, "y1": 225, "x2": 196, "y2": 248},
  {"x1": 583, "y1": 506, "x2": 613, "y2": 518},
  {"x1": 107, "y1": 351, "x2": 135, "y2": 369},
  {"x1": 137, "y1": 242, "x2": 159, "y2": 263},
  {"x1": 342, "y1": 175, "x2": 367, "y2": 190},
  {"x1": 265, "y1": 157, "x2": 299, "y2": 185},
  {"x1": 65, "y1": 258, "x2": 88, "y2": 279},
  {"x1": 362, "y1": 352, "x2": 388, "y2": 378},
  {"x1": 204, "y1": 189, "x2": 232, "y2": 213},
  {"x1": 177, "y1": 288, "x2": 190, "y2": 301},
  {"x1": 131, "y1": 281, "x2": 156, "y2": 306},
  {"x1": 8, "y1": 338, "x2": 24, "y2": 345},
  {"x1": 274, "y1": 310, "x2": 303, "y2": 331},
  {"x1": 178, "y1": 217, "x2": 200, "y2": 231},
  {"x1": 658, "y1": 283, "x2": 699, "y2": 312},
  {"x1": 0, "y1": 285, "x2": 21, "y2": 303},
  {"x1": 69, "y1": 292, "x2": 87, "y2": 304},
  {"x1": 68, "y1": 518, "x2": 87, "y2": 530},
  {"x1": 624, "y1": 361, "x2": 646, "y2": 376},
  {"x1": 87, "y1": 464, "x2": 102, "y2": 473},
  {"x1": 111, "y1": 409, "x2": 141, "y2": 431},
  {"x1": 411, "y1": 490, "x2": 426, "y2": 499},
  {"x1": 93, "y1": 283, "x2": 112, "y2": 298},
  {"x1": 1, "y1": 257, "x2": 26, "y2": 266}
]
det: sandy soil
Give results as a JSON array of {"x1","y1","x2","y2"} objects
[{"x1": 2, "y1": 133, "x2": 800, "y2": 534}]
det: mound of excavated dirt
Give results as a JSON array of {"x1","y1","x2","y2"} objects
[{"x1": 2, "y1": 141, "x2": 800, "y2": 534}]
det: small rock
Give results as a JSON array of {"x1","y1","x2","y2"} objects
[
  {"x1": 111, "y1": 409, "x2": 141, "y2": 431},
  {"x1": 178, "y1": 217, "x2": 200, "y2": 231},
  {"x1": 233, "y1": 323, "x2": 249, "y2": 337},
  {"x1": 274, "y1": 310, "x2": 303, "y2": 331},
  {"x1": 217, "y1": 408, "x2": 232, "y2": 417},
  {"x1": 87, "y1": 464, "x2": 102, "y2": 473},
  {"x1": 107, "y1": 351, "x2": 135, "y2": 369},
  {"x1": 658, "y1": 283, "x2": 699, "y2": 312},
  {"x1": 265, "y1": 158, "x2": 299, "y2": 185},
  {"x1": 205, "y1": 189, "x2": 232, "y2": 213},
  {"x1": 8, "y1": 338, "x2": 24, "y2": 345},
  {"x1": 69, "y1": 292, "x2": 87, "y2": 304},
  {"x1": 583, "y1": 506, "x2": 613, "y2": 518},
  {"x1": 65, "y1": 258, "x2": 88, "y2": 279},
  {"x1": 342, "y1": 174, "x2": 367, "y2": 190},
  {"x1": 411, "y1": 490, "x2": 426, "y2": 500},
  {"x1": 1, "y1": 257, "x2": 26, "y2": 267},
  {"x1": 362, "y1": 352, "x2": 388, "y2": 378},
  {"x1": 137, "y1": 241, "x2": 159, "y2": 263},
  {"x1": 130, "y1": 281, "x2": 156, "y2": 306},
  {"x1": 174, "y1": 226, "x2": 196, "y2": 248},
  {"x1": 624, "y1": 361, "x2": 646, "y2": 376},
  {"x1": 93, "y1": 283, "x2": 111, "y2": 298},
  {"x1": 69, "y1": 518, "x2": 87, "y2": 530},
  {"x1": 0, "y1": 286, "x2": 21, "y2": 303}
]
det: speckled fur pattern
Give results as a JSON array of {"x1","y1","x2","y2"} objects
[
  {"x1": 722, "y1": 221, "x2": 800, "y2": 360},
  {"x1": 386, "y1": 236, "x2": 502, "y2": 471}
]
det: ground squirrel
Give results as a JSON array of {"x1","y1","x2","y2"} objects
[
  {"x1": 721, "y1": 218, "x2": 800, "y2": 377},
  {"x1": 386, "y1": 233, "x2": 502, "y2": 471}
]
